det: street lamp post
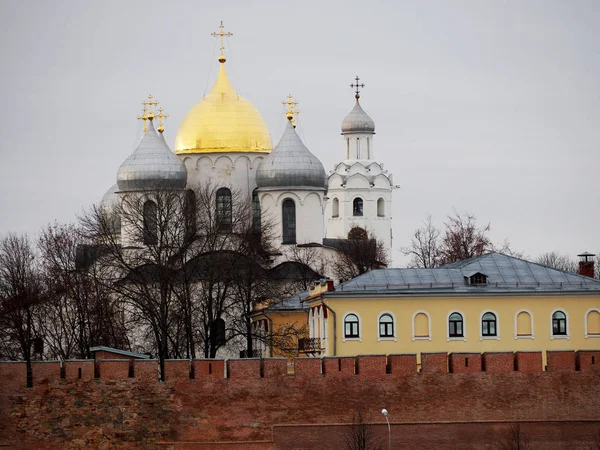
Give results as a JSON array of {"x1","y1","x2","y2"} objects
[{"x1": 381, "y1": 408, "x2": 391, "y2": 450}]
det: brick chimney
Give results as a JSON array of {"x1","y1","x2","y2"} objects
[{"x1": 577, "y1": 252, "x2": 596, "y2": 278}]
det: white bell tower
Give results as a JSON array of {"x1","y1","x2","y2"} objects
[{"x1": 325, "y1": 77, "x2": 394, "y2": 257}]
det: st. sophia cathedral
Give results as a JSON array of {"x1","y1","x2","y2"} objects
[{"x1": 101, "y1": 22, "x2": 395, "y2": 277}]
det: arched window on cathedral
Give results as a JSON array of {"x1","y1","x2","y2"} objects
[
  {"x1": 282, "y1": 198, "x2": 296, "y2": 244},
  {"x1": 377, "y1": 198, "x2": 385, "y2": 217},
  {"x1": 252, "y1": 189, "x2": 261, "y2": 233},
  {"x1": 143, "y1": 200, "x2": 158, "y2": 245},
  {"x1": 332, "y1": 198, "x2": 339, "y2": 218},
  {"x1": 356, "y1": 137, "x2": 360, "y2": 159},
  {"x1": 185, "y1": 189, "x2": 196, "y2": 237},
  {"x1": 346, "y1": 138, "x2": 350, "y2": 159},
  {"x1": 353, "y1": 198, "x2": 363, "y2": 216},
  {"x1": 216, "y1": 188, "x2": 232, "y2": 232}
]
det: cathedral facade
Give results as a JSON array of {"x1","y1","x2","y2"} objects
[{"x1": 102, "y1": 25, "x2": 394, "y2": 273}]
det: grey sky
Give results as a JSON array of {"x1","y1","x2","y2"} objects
[{"x1": 0, "y1": 0, "x2": 598, "y2": 265}]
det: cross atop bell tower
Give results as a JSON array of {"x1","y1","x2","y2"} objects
[{"x1": 350, "y1": 76, "x2": 365, "y2": 100}]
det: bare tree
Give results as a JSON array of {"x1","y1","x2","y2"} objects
[
  {"x1": 438, "y1": 210, "x2": 492, "y2": 265},
  {"x1": 402, "y1": 215, "x2": 441, "y2": 268},
  {"x1": 37, "y1": 222, "x2": 129, "y2": 360},
  {"x1": 0, "y1": 233, "x2": 44, "y2": 386},
  {"x1": 344, "y1": 406, "x2": 383, "y2": 450},
  {"x1": 535, "y1": 251, "x2": 578, "y2": 273},
  {"x1": 501, "y1": 424, "x2": 528, "y2": 450},
  {"x1": 332, "y1": 227, "x2": 389, "y2": 282},
  {"x1": 80, "y1": 187, "x2": 192, "y2": 379}
]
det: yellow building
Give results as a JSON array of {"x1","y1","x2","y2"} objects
[{"x1": 252, "y1": 253, "x2": 600, "y2": 363}]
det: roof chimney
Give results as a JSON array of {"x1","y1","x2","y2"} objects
[{"x1": 577, "y1": 252, "x2": 595, "y2": 278}]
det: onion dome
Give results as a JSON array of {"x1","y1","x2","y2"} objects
[
  {"x1": 99, "y1": 183, "x2": 121, "y2": 234},
  {"x1": 100, "y1": 183, "x2": 119, "y2": 210},
  {"x1": 117, "y1": 119, "x2": 187, "y2": 191},
  {"x1": 341, "y1": 99, "x2": 375, "y2": 134},
  {"x1": 174, "y1": 61, "x2": 272, "y2": 154},
  {"x1": 256, "y1": 119, "x2": 326, "y2": 189}
]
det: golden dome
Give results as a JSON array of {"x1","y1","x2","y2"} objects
[{"x1": 174, "y1": 62, "x2": 272, "y2": 154}]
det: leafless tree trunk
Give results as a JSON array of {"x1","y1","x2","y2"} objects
[
  {"x1": 344, "y1": 406, "x2": 384, "y2": 450},
  {"x1": 331, "y1": 226, "x2": 389, "y2": 282},
  {"x1": 401, "y1": 214, "x2": 441, "y2": 268},
  {"x1": 0, "y1": 233, "x2": 43, "y2": 386},
  {"x1": 535, "y1": 251, "x2": 578, "y2": 273},
  {"x1": 501, "y1": 424, "x2": 528, "y2": 450}
]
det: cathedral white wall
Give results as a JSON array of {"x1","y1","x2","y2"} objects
[
  {"x1": 343, "y1": 133, "x2": 374, "y2": 161},
  {"x1": 258, "y1": 189, "x2": 325, "y2": 248},
  {"x1": 180, "y1": 152, "x2": 267, "y2": 200}
]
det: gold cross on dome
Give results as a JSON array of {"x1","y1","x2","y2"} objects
[
  {"x1": 211, "y1": 21, "x2": 233, "y2": 61},
  {"x1": 350, "y1": 76, "x2": 365, "y2": 99},
  {"x1": 142, "y1": 94, "x2": 159, "y2": 119},
  {"x1": 156, "y1": 107, "x2": 169, "y2": 133},
  {"x1": 282, "y1": 94, "x2": 300, "y2": 126},
  {"x1": 137, "y1": 104, "x2": 149, "y2": 133}
]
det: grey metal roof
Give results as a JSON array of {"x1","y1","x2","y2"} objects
[
  {"x1": 341, "y1": 100, "x2": 375, "y2": 134},
  {"x1": 267, "y1": 290, "x2": 310, "y2": 311},
  {"x1": 330, "y1": 253, "x2": 600, "y2": 295},
  {"x1": 255, "y1": 120, "x2": 326, "y2": 190},
  {"x1": 90, "y1": 345, "x2": 150, "y2": 359},
  {"x1": 117, "y1": 119, "x2": 187, "y2": 192}
]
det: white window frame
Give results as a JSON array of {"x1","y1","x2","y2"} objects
[
  {"x1": 411, "y1": 310, "x2": 432, "y2": 341},
  {"x1": 514, "y1": 309, "x2": 535, "y2": 340},
  {"x1": 584, "y1": 308, "x2": 600, "y2": 339},
  {"x1": 447, "y1": 310, "x2": 467, "y2": 342},
  {"x1": 342, "y1": 311, "x2": 362, "y2": 342},
  {"x1": 550, "y1": 308, "x2": 569, "y2": 340},
  {"x1": 479, "y1": 310, "x2": 500, "y2": 341},
  {"x1": 377, "y1": 311, "x2": 397, "y2": 341}
]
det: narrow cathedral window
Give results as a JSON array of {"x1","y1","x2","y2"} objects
[
  {"x1": 332, "y1": 198, "x2": 339, "y2": 218},
  {"x1": 353, "y1": 198, "x2": 363, "y2": 216},
  {"x1": 552, "y1": 311, "x2": 567, "y2": 336},
  {"x1": 185, "y1": 189, "x2": 197, "y2": 237},
  {"x1": 143, "y1": 200, "x2": 158, "y2": 245},
  {"x1": 377, "y1": 198, "x2": 385, "y2": 217},
  {"x1": 252, "y1": 189, "x2": 261, "y2": 233},
  {"x1": 216, "y1": 188, "x2": 232, "y2": 232},
  {"x1": 449, "y1": 312, "x2": 464, "y2": 337},
  {"x1": 481, "y1": 312, "x2": 497, "y2": 337},
  {"x1": 282, "y1": 198, "x2": 296, "y2": 244}
]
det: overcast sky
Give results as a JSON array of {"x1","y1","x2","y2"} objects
[{"x1": 0, "y1": 0, "x2": 598, "y2": 266}]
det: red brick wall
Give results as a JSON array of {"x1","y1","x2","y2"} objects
[
  {"x1": 164, "y1": 360, "x2": 191, "y2": 380},
  {"x1": 193, "y1": 359, "x2": 225, "y2": 379},
  {"x1": 547, "y1": 350, "x2": 576, "y2": 372},
  {"x1": 483, "y1": 352, "x2": 514, "y2": 373},
  {"x1": 421, "y1": 352, "x2": 447, "y2": 373},
  {"x1": 0, "y1": 362, "x2": 26, "y2": 390},
  {"x1": 63, "y1": 360, "x2": 94, "y2": 381},
  {"x1": 31, "y1": 361, "x2": 61, "y2": 385},
  {"x1": 357, "y1": 355, "x2": 387, "y2": 376},
  {"x1": 0, "y1": 352, "x2": 599, "y2": 449},
  {"x1": 388, "y1": 354, "x2": 417, "y2": 375},
  {"x1": 97, "y1": 359, "x2": 130, "y2": 380},
  {"x1": 515, "y1": 351, "x2": 543, "y2": 373},
  {"x1": 450, "y1": 353, "x2": 482, "y2": 373},
  {"x1": 577, "y1": 350, "x2": 600, "y2": 372}
]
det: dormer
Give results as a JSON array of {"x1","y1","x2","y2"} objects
[{"x1": 464, "y1": 271, "x2": 488, "y2": 286}]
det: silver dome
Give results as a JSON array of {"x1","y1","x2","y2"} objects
[
  {"x1": 256, "y1": 120, "x2": 326, "y2": 190},
  {"x1": 100, "y1": 183, "x2": 119, "y2": 210},
  {"x1": 341, "y1": 100, "x2": 375, "y2": 134},
  {"x1": 99, "y1": 183, "x2": 121, "y2": 235},
  {"x1": 117, "y1": 119, "x2": 187, "y2": 191}
]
